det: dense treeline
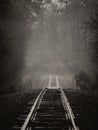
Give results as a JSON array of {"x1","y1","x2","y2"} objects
[
  {"x1": 0, "y1": 0, "x2": 45, "y2": 94},
  {"x1": 0, "y1": 0, "x2": 29, "y2": 94},
  {"x1": 75, "y1": 6, "x2": 98, "y2": 90},
  {"x1": 0, "y1": 0, "x2": 98, "y2": 94},
  {"x1": 87, "y1": 9, "x2": 98, "y2": 90}
]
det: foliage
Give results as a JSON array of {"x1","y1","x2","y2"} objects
[{"x1": 0, "y1": 0, "x2": 98, "y2": 93}]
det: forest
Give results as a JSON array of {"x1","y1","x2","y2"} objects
[{"x1": 0, "y1": 0, "x2": 98, "y2": 94}]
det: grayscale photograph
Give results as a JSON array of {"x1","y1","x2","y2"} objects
[{"x1": 0, "y1": 0, "x2": 98, "y2": 130}]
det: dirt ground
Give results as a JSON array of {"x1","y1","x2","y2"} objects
[
  {"x1": 0, "y1": 89, "x2": 41, "y2": 130},
  {"x1": 0, "y1": 89, "x2": 98, "y2": 130}
]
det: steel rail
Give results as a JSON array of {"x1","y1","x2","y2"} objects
[
  {"x1": 60, "y1": 88, "x2": 79, "y2": 130},
  {"x1": 20, "y1": 75, "x2": 79, "y2": 130},
  {"x1": 21, "y1": 88, "x2": 47, "y2": 130}
]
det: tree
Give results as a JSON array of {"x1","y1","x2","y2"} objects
[{"x1": 75, "y1": 71, "x2": 91, "y2": 90}]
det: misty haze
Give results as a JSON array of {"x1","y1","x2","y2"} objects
[{"x1": 0, "y1": 0, "x2": 98, "y2": 130}]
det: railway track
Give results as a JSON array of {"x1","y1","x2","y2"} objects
[{"x1": 11, "y1": 75, "x2": 79, "y2": 130}]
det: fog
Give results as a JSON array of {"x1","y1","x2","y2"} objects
[
  {"x1": 0, "y1": 0, "x2": 98, "y2": 92},
  {"x1": 24, "y1": 0, "x2": 96, "y2": 78}
]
